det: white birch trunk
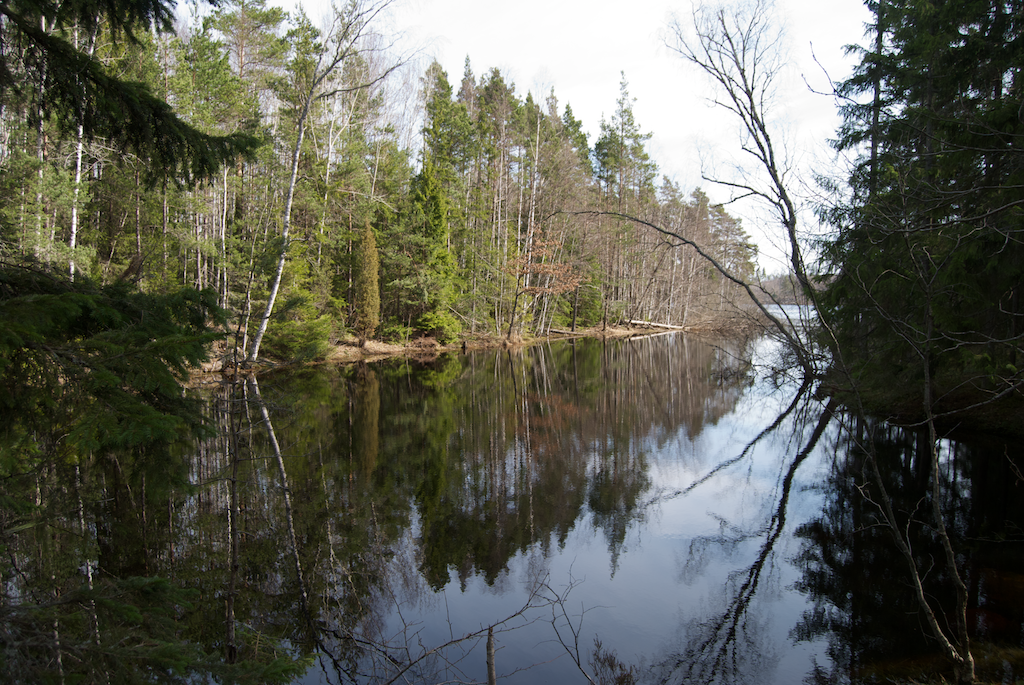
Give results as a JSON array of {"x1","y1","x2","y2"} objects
[{"x1": 246, "y1": 119, "x2": 304, "y2": 362}]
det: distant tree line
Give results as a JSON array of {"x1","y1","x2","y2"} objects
[{"x1": 0, "y1": 0, "x2": 758, "y2": 362}]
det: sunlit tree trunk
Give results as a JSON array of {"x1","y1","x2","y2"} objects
[{"x1": 69, "y1": 20, "x2": 99, "y2": 280}]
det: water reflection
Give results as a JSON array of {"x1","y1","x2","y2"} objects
[
  {"x1": 792, "y1": 421, "x2": 1024, "y2": 684},
  {"x1": 3, "y1": 332, "x2": 1022, "y2": 684},
  {"x1": 197, "y1": 333, "x2": 769, "y2": 683},
  {"x1": 656, "y1": 393, "x2": 836, "y2": 685}
]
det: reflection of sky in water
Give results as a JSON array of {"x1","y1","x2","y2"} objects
[{"x1": 303, "y1": 333, "x2": 833, "y2": 684}]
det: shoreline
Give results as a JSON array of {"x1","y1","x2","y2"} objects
[{"x1": 193, "y1": 315, "x2": 766, "y2": 383}]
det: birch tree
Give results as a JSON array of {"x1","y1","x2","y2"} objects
[
  {"x1": 667, "y1": 0, "x2": 820, "y2": 372},
  {"x1": 246, "y1": 0, "x2": 399, "y2": 362}
]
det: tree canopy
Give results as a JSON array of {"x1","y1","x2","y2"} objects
[
  {"x1": 822, "y1": 0, "x2": 1024, "y2": 410},
  {"x1": 0, "y1": 0, "x2": 259, "y2": 185}
]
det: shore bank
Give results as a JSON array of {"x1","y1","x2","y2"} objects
[{"x1": 194, "y1": 314, "x2": 766, "y2": 383}]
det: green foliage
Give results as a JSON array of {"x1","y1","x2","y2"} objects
[
  {"x1": 422, "y1": 60, "x2": 475, "y2": 189},
  {"x1": 208, "y1": 0, "x2": 289, "y2": 101},
  {"x1": 0, "y1": 0, "x2": 775, "y2": 359},
  {"x1": 562, "y1": 103, "x2": 592, "y2": 175},
  {"x1": 416, "y1": 309, "x2": 461, "y2": 344},
  {"x1": 382, "y1": 158, "x2": 462, "y2": 337},
  {"x1": 594, "y1": 74, "x2": 656, "y2": 201},
  {"x1": 262, "y1": 294, "x2": 332, "y2": 362},
  {"x1": 0, "y1": 260, "x2": 314, "y2": 681},
  {"x1": 569, "y1": 282, "x2": 604, "y2": 328},
  {"x1": 0, "y1": 575, "x2": 308, "y2": 684},
  {"x1": 411, "y1": 353, "x2": 462, "y2": 389},
  {"x1": 381, "y1": 323, "x2": 413, "y2": 343},
  {"x1": 353, "y1": 221, "x2": 381, "y2": 341},
  {"x1": 0, "y1": 0, "x2": 258, "y2": 186},
  {"x1": 411, "y1": 159, "x2": 451, "y2": 251},
  {"x1": 0, "y1": 260, "x2": 221, "y2": 472},
  {"x1": 822, "y1": 0, "x2": 1024, "y2": 406},
  {"x1": 170, "y1": 18, "x2": 246, "y2": 135}
]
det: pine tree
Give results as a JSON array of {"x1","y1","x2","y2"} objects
[
  {"x1": 593, "y1": 74, "x2": 657, "y2": 323},
  {"x1": 353, "y1": 220, "x2": 380, "y2": 344},
  {"x1": 562, "y1": 103, "x2": 592, "y2": 176}
]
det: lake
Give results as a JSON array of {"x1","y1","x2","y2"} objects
[
  {"x1": 205, "y1": 332, "x2": 1024, "y2": 683},
  {"x1": 6, "y1": 330, "x2": 1023, "y2": 683}
]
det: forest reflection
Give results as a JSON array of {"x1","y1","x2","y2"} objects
[
  {"x1": 3, "y1": 332, "x2": 1023, "y2": 684},
  {"x1": 190, "y1": 333, "x2": 763, "y2": 682},
  {"x1": 793, "y1": 419, "x2": 1024, "y2": 684}
]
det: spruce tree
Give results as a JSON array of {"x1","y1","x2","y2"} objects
[
  {"x1": 823, "y1": 0, "x2": 1024, "y2": 403},
  {"x1": 354, "y1": 220, "x2": 380, "y2": 344},
  {"x1": 0, "y1": 0, "x2": 258, "y2": 186},
  {"x1": 407, "y1": 158, "x2": 461, "y2": 342}
]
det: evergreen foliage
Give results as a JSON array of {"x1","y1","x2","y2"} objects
[
  {"x1": 0, "y1": 260, "x2": 219, "y2": 472},
  {"x1": 0, "y1": 259, "x2": 313, "y2": 681},
  {"x1": 354, "y1": 219, "x2": 380, "y2": 342},
  {"x1": 389, "y1": 158, "x2": 461, "y2": 342},
  {"x1": 822, "y1": 0, "x2": 1024, "y2": 406},
  {"x1": 0, "y1": 0, "x2": 259, "y2": 185}
]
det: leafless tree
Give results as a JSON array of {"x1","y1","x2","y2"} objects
[
  {"x1": 665, "y1": 3, "x2": 978, "y2": 681},
  {"x1": 664, "y1": 0, "x2": 829, "y2": 368}
]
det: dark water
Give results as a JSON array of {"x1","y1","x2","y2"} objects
[{"x1": 6, "y1": 332, "x2": 1024, "y2": 684}]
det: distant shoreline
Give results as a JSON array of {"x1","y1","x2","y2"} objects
[{"x1": 193, "y1": 313, "x2": 768, "y2": 383}]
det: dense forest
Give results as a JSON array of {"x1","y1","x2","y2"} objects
[
  {"x1": 0, "y1": 0, "x2": 759, "y2": 363},
  {"x1": 820, "y1": 0, "x2": 1024, "y2": 419}
]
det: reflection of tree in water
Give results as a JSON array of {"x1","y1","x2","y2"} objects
[
  {"x1": 210, "y1": 333, "x2": 756, "y2": 677},
  {"x1": 12, "y1": 328, "x2": 1023, "y2": 682},
  {"x1": 792, "y1": 421, "x2": 1024, "y2": 684},
  {"x1": 409, "y1": 334, "x2": 752, "y2": 585},
  {"x1": 0, "y1": 375, "x2": 309, "y2": 683},
  {"x1": 0, "y1": 332, "x2": 758, "y2": 682},
  {"x1": 655, "y1": 385, "x2": 835, "y2": 685},
  {"x1": 588, "y1": 441, "x2": 650, "y2": 576}
]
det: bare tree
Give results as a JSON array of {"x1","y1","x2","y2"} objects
[
  {"x1": 668, "y1": 0, "x2": 808, "y2": 288},
  {"x1": 665, "y1": 3, "x2": 978, "y2": 681},
  {"x1": 664, "y1": 0, "x2": 827, "y2": 366}
]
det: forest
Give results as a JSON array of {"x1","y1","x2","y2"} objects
[
  {"x1": 819, "y1": 0, "x2": 1024, "y2": 424},
  {"x1": 0, "y1": 0, "x2": 759, "y2": 364},
  {"x1": 2, "y1": 0, "x2": 1024, "y2": 682}
]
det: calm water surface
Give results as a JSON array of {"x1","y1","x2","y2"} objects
[
  {"x1": 177, "y1": 332, "x2": 1018, "y2": 684},
  {"x1": 227, "y1": 333, "x2": 833, "y2": 684},
  {"x1": 15, "y1": 331, "x2": 1018, "y2": 684}
]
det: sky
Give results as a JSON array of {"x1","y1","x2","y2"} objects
[{"x1": 310, "y1": 0, "x2": 875, "y2": 271}]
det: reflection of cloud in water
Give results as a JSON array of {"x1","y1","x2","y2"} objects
[{"x1": 654, "y1": 390, "x2": 835, "y2": 685}]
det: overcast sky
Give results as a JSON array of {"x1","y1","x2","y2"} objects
[{"x1": 305, "y1": 0, "x2": 874, "y2": 270}]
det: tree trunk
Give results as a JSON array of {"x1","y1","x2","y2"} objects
[
  {"x1": 486, "y1": 626, "x2": 496, "y2": 685},
  {"x1": 247, "y1": 115, "x2": 306, "y2": 362}
]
